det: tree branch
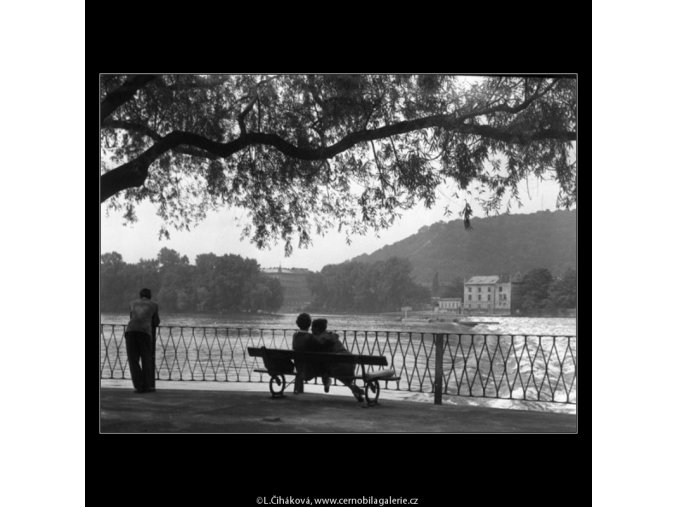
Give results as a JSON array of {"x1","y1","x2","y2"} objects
[
  {"x1": 455, "y1": 124, "x2": 574, "y2": 143},
  {"x1": 238, "y1": 93, "x2": 258, "y2": 134},
  {"x1": 101, "y1": 107, "x2": 575, "y2": 202},
  {"x1": 101, "y1": 120, "x2": 217, "y2": 160},
  {"x1": 100, "y1": 75, "x2": 157, "y2": 122},
  {"x1": 102, "y1": 120, "x2": 161, "y2": 140},
  {"x1": 453, "y1": 78, "x2": 560, "y2": 123},
  {"x1": 237, "y1": 77, "x2": 280, "y2": 134}
]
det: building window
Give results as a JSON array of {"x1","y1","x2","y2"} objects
[
  {"x1": 499, "y1": 286, "x2": 503, "y2": 292},
  {"x1": 488, "y1": 294, "x2": 491, "y2": 300},
  {"x1": 468, "y1": 295, "x2": 472, "y2": 301}
]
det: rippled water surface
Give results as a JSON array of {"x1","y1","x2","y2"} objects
[{"x1": 102, "y1": 312, "x2": 576, "y2": 335}]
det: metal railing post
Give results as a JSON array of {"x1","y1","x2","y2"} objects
[{"x1": 434, "y1": 333, "x2": 444, "y2": 405}]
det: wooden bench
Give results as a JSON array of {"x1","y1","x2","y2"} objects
[{"x1": 247, "y1": 347, "x2": 400, "y2": 407}]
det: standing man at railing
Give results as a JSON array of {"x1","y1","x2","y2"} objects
[{"x1": 124, "y1": 288, "x2": 160, "y2": 393}]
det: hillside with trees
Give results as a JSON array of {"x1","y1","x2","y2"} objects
[{"x1": 352, "y1": 209, "x2": 576, "y2": 286}]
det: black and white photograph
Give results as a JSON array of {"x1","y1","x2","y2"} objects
[
  {"x1": 8, "y1": 1, "x2": 677, "y2": 505},
  {"x1": 99, "y1": 74, "x2": 577, "y2": 434}
]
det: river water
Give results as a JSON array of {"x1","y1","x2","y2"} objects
[
  {"x1": 101, "y1": 312, "x2": 577, "y2": 414},
  {"x1": 101, "y1": 312, "x2": 576, "y2": 335}
]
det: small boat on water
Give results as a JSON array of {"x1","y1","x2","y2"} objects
[{"x1": 454, "y1": 320, "x2": 500, "y2": 327}]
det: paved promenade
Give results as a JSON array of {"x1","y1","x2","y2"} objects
[{"x1": 99, "y1": 384, "x2": 576, "y2": 433}]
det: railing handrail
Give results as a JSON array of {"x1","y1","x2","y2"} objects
[{"x1": 100, "y1": 322, "x2": 576, "y2": 338}]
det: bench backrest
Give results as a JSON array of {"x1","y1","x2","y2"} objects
[
  {"x1": 248, "y1": 348, "x2": 295, "y2": 374},
  {"x1": 293, "y1": 351, "x2": 388, "y2": 366},
  {"x1": 247, "y1": 347, "x2": 389, "y2": 368}
]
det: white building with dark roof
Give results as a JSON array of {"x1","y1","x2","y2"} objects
[{"x1": 464, "y1": 274, "x2": 518, "y2": 313}]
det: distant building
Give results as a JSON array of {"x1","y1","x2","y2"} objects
[
  {"x1": 464, "y1": 274, "x2": 521, "y2": 314},
  {"x1": 437, "y1": 297, "x2": 462, "y2": 313},
  {"x1": 261, "y1": 266, "x2": 313, "y2": 312}
]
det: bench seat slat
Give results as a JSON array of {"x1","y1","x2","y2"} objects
[
  {"x1": 253, "y1": 370, "x2": 400, "y2": 382},
  {"x1": 364, "y1": 376, "x2": 401, "y2": 382}
]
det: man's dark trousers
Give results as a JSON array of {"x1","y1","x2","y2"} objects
[
  {"x1": 150, "y1": 328, "x2": 156, "y2": 390},
  {"x1": 124, "y1": 331, "x2": 154, "y2": 391}
]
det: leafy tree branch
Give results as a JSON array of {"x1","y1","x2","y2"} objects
[{"x1": 100, "y1": 74, "x2": 576, "y2": 253}]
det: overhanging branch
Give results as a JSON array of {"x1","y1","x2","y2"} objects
[
  {"x1": 100, "y1": 75, "x2": 157, "y2": 122},
  {"x1": 102, "y1": 120, "x2": 217, "y2": 160},
  {"x1": 101, "y1": 107, "x2": 575, "y2": 203}
]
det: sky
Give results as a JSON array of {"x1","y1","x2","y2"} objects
[{"x1": 100, "y1": 174, "x2": 565, "y2": 271}]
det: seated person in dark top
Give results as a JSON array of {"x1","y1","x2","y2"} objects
[
  {"x1": 292, "y1": 313, "x2": 324, "y2": 385},
  {"x1": 311, "y1": 318, "x2": 365, "y2": 402},
  {"x1": 292, "y1": 313, "x2": 319, "y2": 351}
]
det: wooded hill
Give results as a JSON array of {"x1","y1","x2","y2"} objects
[{"x1": 351, "y1": 209, "x2": 576, "y2": 286}]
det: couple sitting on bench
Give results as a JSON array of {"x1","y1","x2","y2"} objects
[{"x1": 292, "y1": 313, "x2": 365, "y2": 402}]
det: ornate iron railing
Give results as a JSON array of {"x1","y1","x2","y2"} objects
[{"x1": 100, "y1": 324, "x2": 576, "y2": 404}]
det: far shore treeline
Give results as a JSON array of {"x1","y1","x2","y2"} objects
[
  {"x1": 100, "y1": 248, "x2": 431, "y2": 314},
  {"x1": 100, "y1": 248, "x2": 284, "y2": 314},
  {"x1": 306, "y1": 258, "x2": 429, "y2": 313},
  {"x1": 101, "y1": 248, "x2": 575, "y2": 316}
]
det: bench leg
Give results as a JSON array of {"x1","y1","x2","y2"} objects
[
  {"x1": 294, "y1": 372, "x2": 304, "y2": 394},
  {"x1": 364, "y1": 379, "x2": 380, "y2": 406},
  {"x1": 269, "y1": 374, "x2": 287, "y2": 398}
]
